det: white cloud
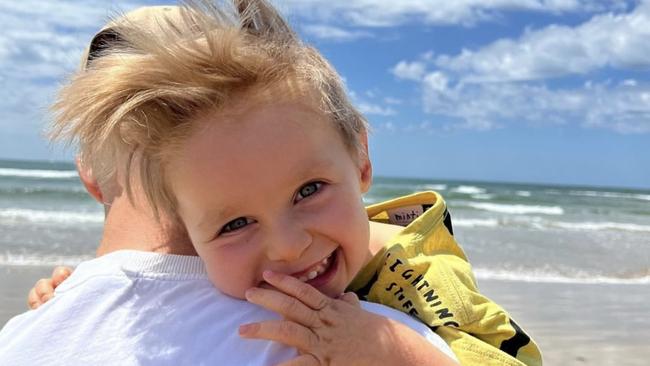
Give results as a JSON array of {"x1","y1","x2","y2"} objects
[
  {"x1": 378, "y1": 121, "x2": 396, "y2": 132},
  {"x1": 283, "y1": 0, "x2": 623, "y2": 28},
  {"x1": 423, "y1": 72, "x2": 449, "y2": 92},
  {"x1": 621, "y1": 79, "x2": 638, "y2": 87},
  {"x1": 302, "y1": 24, "x2": 372, "y2": 41},
  {"x1": 383, "y1": 97, "x2": 403, "y2": 105},
  {"x1": 388, "y1": 1, "x2": 650, "y2": 134},
  {"x1": 391, "y1": 60, "x2": 427, "y2": 81},
  {"x1": 356, "y1": 102, "x2": 397, "y2": 116},
  {"x1": 434, "y1": 1, "x2": 650, "y2": 82},
  {"x1": 347, "y1": 87, "x2": 398, "y2": 116},
  {"x1": 403, "y1": 121, "x2": 435, "y2": 134},
  {"x1": 0, "y1": 0, "x2": 150, "y2": 137},
  {"x1": 374, "y1": 120, "x2": 436, "y2": 134},
  {"x1": 421, "y1": 76, "x2": 650, "y2": 134}
]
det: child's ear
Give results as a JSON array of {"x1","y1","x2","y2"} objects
[
  {"x1": 76, "y1": 156, "x2": 104, "y2": 204},
  {"x1": 358, "y1": 132, "x2": 372, "y2": 193}
]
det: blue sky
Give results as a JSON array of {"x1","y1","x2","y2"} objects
[{"x1": 1, "y1": 0, "x2": 649, "y2": 188}]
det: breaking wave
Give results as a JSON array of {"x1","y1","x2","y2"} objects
[
  {"x1": 0, "y1": 168, "x2": 78, "y2": 179},
  {"x1": 474, "y1": 268, "x2": 650, "y2": 285},
  {"x1": 0, "y1": 208, "x2": 103, "y2": 224},
  {"x1": 466, "y1": 202, "x2": 564, "y2": 215}
]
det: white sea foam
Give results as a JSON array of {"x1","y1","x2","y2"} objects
[
  {"x1": 455, "y1": 215, "x2": 650, "y2": 233},
  {"x1": 422, "y1": 184, "x2": 447, "y2": 191},
  {"x1": 0, "y1": 186, "x2": 87, "y2": 194},
  {"x1": 467, "y1": 202, "x2": 564, "y2": 215},
  {"x1": 516, "y1": 191, "x2": 531, "y2": 197},
  {"x1": 0, "y1": 253, "x2": 92, "y2": 267},
  {"x1": 569, "y1": 190, "x2": 650, "y2": 202},
  {"x1": 371, "y1": 183, "x2": 411, "y2": 190},
  {"x1": 0, "y1": 208, "x2": 103, "y2": 224},
  {"x1": 474, "y1": 268, "x2": 650, "y2": 285},
  {"x1": 452, "y1": 185, "x2": 486, "y2": 195},
  {"x1": 471, "y1": 194, "x2": 494, "y2": 200},
  {"x1": 552, "y1": 221, "x2": 650, "y2": 233},
  {"x1": 0, "y1": 168, "x2": 78, "y2": 179},
  {"x1": 454, "y1": 218, "x2": 499, "y2": 228}
]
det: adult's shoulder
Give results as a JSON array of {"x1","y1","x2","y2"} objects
[
  {"x1": 0, "y1": 252, "x2": 455, "y2": 364},
  {"x1": 361, "y1": 301, "x2": 457, "y2": 361},
  {"x1": 0, "y1": 251, "x2": 296, "y2": 365}
]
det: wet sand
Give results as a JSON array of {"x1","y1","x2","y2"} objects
[{"x1": 1, "y1": 265, "x2": 648, "y2": 365}]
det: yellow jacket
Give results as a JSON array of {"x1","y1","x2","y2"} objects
[{"x1": 348, "y1": 191, "x2": 542, "y2": 366}]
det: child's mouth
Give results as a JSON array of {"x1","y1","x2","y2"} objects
[{"x1": 293, "y1": 249, "x2": 338, "y2": 287}]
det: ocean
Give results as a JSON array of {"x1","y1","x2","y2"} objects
[{"x1": 1, "y1": 158, "x2": 649, "y2": 285}]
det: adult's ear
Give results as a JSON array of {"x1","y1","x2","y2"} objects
[
  {"x1": 76, "y1": 157, "x2": 104, "y2": 203},
  {"x1": 358, "y1": 131, "x2": 373, "y2": 194}
]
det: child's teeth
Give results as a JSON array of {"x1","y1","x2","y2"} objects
[
  {"x1": 323, "y1": 252, "x2": 334, "y2": 264},
  {"x1": 295, "y1": 252, "x2": 334, "y2": 282}
]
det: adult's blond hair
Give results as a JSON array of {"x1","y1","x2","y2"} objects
[{"x1": 51, "y1": 0, "x2": 368, "y2": 220}]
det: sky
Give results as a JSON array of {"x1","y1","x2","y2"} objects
[{"x1": 1, "y1": 0, "x2": 649, "y2": 189}]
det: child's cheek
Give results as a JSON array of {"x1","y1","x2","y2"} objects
[
  {"x1": 207, "y1": 243, "x2": 260, "y2": 300},
  {"x1": 318, "y1": 193, "x2": 359, "y2": 229}
]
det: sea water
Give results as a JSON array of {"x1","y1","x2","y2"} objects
[{"x1": 1, "y1": 159, "x2": 648, "y2": 285}]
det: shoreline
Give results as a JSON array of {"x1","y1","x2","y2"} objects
[{"x1": 2, "y1": 265, "x2": 648, "y2": 365}]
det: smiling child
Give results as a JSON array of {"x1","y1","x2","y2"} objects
[{"x1": 47, "y1": 1, "x2": 541, "y2": 365}]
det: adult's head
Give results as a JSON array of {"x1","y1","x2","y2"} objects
[
  {"x1": 50, "y1": 0, "x2": 368, "y2": 225},
  {"x1": 44, "y1": 6, "x2": 198, "y2": 255}
]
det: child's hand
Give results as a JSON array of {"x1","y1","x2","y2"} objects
[
  {"x1": 27, "y1": 266, "x2": 72, "y2": 309},
  {"x1": 239, "y1": 271, "x2": 457, "y2": 366}
]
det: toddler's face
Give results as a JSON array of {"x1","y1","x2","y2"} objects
[{"x1": 167, "y1": 99, "x2": 372, "y2": 299}]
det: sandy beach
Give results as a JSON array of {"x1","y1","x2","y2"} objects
[
  {"x1": 0, "y1": 266, "x2": 51, "y2": 326},
  {"x1": 479, "y1": 280, "x2": 650, "y2": 366},
  {"x1": 1, "y1": 264, "x2": 648, "y2": 365}
]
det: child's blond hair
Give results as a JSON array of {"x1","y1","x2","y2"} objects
[{"x1": 51, "y1": 0, "x2": 368, "y2": 219}]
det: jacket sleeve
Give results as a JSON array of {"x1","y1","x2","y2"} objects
[
  {"x1": 356, "y1": 244, "x2": 543, "y2": 366},
  {"x1": 431, "y1": 253, "x2": 543, "y2": 366}
]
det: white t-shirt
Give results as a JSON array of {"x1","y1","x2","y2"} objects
[{"x1": 0, "y1": 250, "x2": 455, "y2": 365}]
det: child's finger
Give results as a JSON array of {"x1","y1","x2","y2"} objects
[
  {"x1": 34, "y1": 278, "x2": 55, "y2": 301},
  {"x1": 275, "y1": 354, "x2": 319, "y2": 366},
  {"x1": 262, "y1": 271, "x2": 330, "y2": 310},
  {"x1": 239, "y1": 320, "x2": 317, "y2": 351},
  {"x1": 245, "y1": 287, "x2": 320, "y2": 327},
  {"x1": 27, "y1": 288, "x2": 41, "y2": 309},
  {"x1": 27, "y1": 278, "x2": 55, "y2": 309},
  {"x1": 52, "y1": 266, "x2": 72, "y2": 287},
  {"x1": 337, "y1": 292, "x2": 360, "y2": 306}
]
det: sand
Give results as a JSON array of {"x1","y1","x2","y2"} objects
[
  {"x1": 1, "y1": 265, "x2": 648, "y2": 365},
  {"x1": 479, "y1": 279, "x2": 650, "y2": 366},
  {"x1": 0, "y1": 266, "x2": 51, "y2": 326}
]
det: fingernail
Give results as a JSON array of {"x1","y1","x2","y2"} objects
[
  {"x1": 262, "y1": 270, "x2": 276, "y2": 280},
  {"x1": 239, "y1": 323, "x2": 258, "y2": 336},
  {"x1": 244, "y1": 288, "x2": 256, "y2": 300},
  {"x1": 239, "y1": 324, "x2": 251, "y2": 335}
]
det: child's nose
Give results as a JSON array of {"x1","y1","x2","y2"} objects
[{"x1": 264, "y1": 219, "x2": 311, "y2": 262}]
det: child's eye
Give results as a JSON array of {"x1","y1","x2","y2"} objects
[
  {"x1": 219, "y1": 217, "x2": 253, "y2": 234},
  {"x1": 295, "y1": 181, "x2": 324, "y2": 203}
]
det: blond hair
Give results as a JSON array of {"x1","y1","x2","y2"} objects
[{"x1": 51, "y1": 0, "x2": 368, "y2": 220}]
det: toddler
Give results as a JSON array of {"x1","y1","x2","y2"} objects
[{"x1": 44, "y1": 1, "x2": 541, "y2": 365}]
